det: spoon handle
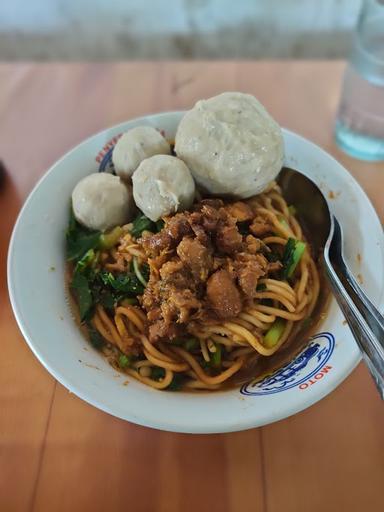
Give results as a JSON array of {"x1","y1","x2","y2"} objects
[{"x1": 324, "y1": 219, "x2": 384, "y2": 398}]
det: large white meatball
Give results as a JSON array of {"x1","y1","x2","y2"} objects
[
  {"x1": 72, "y1": 173, "x2": 134, "y2": 231},
  {"x1": 112, "y1": 126, "x2": 171, "y2": 180},
  {"x1": 132, "y1": 155, "x2": 195, "y2": 222},
  {"x1": 175, "y1": 92, "x2": 284, "y2": 198}
]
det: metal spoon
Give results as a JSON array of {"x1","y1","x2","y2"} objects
[{"x1": 278, "y1": 167, "x2": 384, "y2": 398}]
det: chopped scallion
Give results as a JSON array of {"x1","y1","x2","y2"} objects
[
  {"x1": 184, "y1": 338, "x2": 199, "y2": 352},
  {"x1": 210, "y1": 343, "x2": 222, "y2": 368},
  {"x1": 99, "y1": 226, "x2": 123, "y2": 249},
  {"x1": 119, "y1": 354, "x2": 131, "y2": 368},
  {"x1": 264, "y1": 319, "x2": 286, "y2": 348}
]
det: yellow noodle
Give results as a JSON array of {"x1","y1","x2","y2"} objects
[
  {"x1": 171, "y1": 346, "x2": 244, "y2": 385},
  {"x1": 253, "y1": 291, "x2": 296, "y2": 312},
  {"x1": 144, "y1": 349, "x2": 189, "y2": 372},
  {"x1": 116, "y1": 306, "x2": 145, "y2": 332},
  {"x1": 126, "y1": 368, "x2": 173, "y2": 389}
]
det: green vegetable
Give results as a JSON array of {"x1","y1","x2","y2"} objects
[
  {"x1": 256, "y1": 283, "x2": 267, "y2": 291},
  {"x1": 210, "y1": 343, "x2": 222, "y2": 368},
  {"x1": 67, "y1": 230, "x2": 101, "y2": 262},
  {"x1": 71, "y1": 270, "x2": 93, "y2": 321},
  {"x1": 170, "y1": 338, "x2": 184, "y2": 346},
  {"x1": 151, "y1": 367, "x2": 166, "y2": 381},
  {"x1": 281, "y1": 238, "x2": 306, "y2": 279},
  {"x1": 67, "y1": 206, "x2": 77, "y2": 234},
  {"x1": 155, "y1": 219, "x2": 165, "y2": 232},
  {"x1": 99, "y1": 226, "x2": 123, "y2": 249},
  {"x1": 130, "y1": 213, "x2": 165, "y2": 239},
  {"x1": 88, "y1": 327, "x2": 105, "y2": 350},
  {"x1": 264, "y1": 319, "x2": 286, "y2": 348},
  {"x1": 184, "y1": 338, "x2": 199, "y2": 352},
  {"x1": 75, "y1": 248, "x2": 96, "y2": 273},
  {"x1": 99, "y1": 271, "x2": 145, "y2": 296},
  {"x1": 120, "y1": 298, "x2": 139, "y2": 306},
  {"x1": 237, "y1": 221, "x2": 250, "y2": 236},
  {"x1": 288, "y1": 205, "x2": 297, "y2": 216},
  {"x1": 278, "y1": 216, "x2": 290, "y2": 230},
  {"x1": 266, "y1": 251, "x2": 281, "y2": 263},
  {"x1": 167, "y1": 373, "x2": 185, "y2": 391},
  {"x1": 66, "y1": 206, "x2": 101, "y2": 262},
  {"x1": 289, "y1": 241, "x2": 306, "y2": 277},
  {"x1": 130, "y1": 214, "x2": 155, "y2": 238},
  {"x1": 133, "y1": 257, "x2": 148, "y2": 287},
  {"x1": 200, "y1": 358, "x2": 211, "y2": 370},
  {"x1": 119, "y1": 354, "x2": 131, "y2": 368}
]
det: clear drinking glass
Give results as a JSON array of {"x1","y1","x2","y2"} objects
[{"x1": 335, "y1": 0, "x2": 384, "y2": 161}]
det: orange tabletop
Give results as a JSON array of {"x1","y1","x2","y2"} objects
[{"x1": 1, "y1": 61, "x2": 383, "y2": 512}]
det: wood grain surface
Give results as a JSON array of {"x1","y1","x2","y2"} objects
[{"x1": 0, "y1": 62, "x2": 383, "y2": 512}]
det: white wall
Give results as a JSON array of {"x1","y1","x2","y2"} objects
[{"x1": 0, "y1": 0, "x2": 363, "y2": 59}]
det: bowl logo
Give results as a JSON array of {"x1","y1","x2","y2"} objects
[
  {"x1": 95, "y1": 134, "x2": 122, "y2": 174},
  {"x1": 241, "y1": 332, "x2": 335, "y2": 396}
]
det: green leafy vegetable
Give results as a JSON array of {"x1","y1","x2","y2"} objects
[
  {"x1": 71, "y1": 270, "x2": 93, "y2": 321},
  {"x1": 167, "y1": 373, "x2": 185, "y2": 391},
  {"x1": 119, "y1": 354, "x2": 131, "y2": 368},
  {"x1": 210, "y1": 343, "x2": 222, "y2": 368},
  {"x1": 266, "y1": 251, "x2": 281, "y2": 263},
  {"x1": 66, "y1": 206, "x2": 101, "y2": 262},
  {"x1": 67, "y1": 206, "x2": 77, "y2": 234},
  {"x1": 256, "y1": 283, "x2": 267, "y2": 291},
  {"x1": 67, "y1": 230, "x2": 101, "y2": 262},
  {"x1": 155, "y1": 219, "x2": 165, "y2": 232},
  {"x1": 184, "y1": 338, "x2": 199, "y2": 352},
  {"x1": 99, "y1": 271, "x2": 145, "y2": 296},
  {"x1": 237, "y1": 221, "x2": 250, "y2": 236},
  {"x1": 151, "y1": 366, "x2": 166, "y2": 381},
  {"x1": 288, "y1": 205, "x2": 297, "y2": 216},
  {"x1": 130, "y1": 214, "x2": 155, "y2": 238},
  {"x1": 75, "y1": 248, "x2": 96, "y2": 273},
  {"x1": 99, "y1": 226, "x2": 123, "y2": 249},
  {"x1": 170, "y1": 338, "x2": 185, "y2": 346},
  {"x1": 264, "y1": 319, "x2": 286, "y2": 348},
  {"x1": 289, "y1": 241, "x2": 306, "y2": 277},
  {"x1": 281, "y1": 238, "x2": 296, "y2": 270},
  {"x1": 130, "y1": 213, "x2": 165, "y2": 239},
  {"x1": 120, "y1": 298, "x2": 139, "y2": 306},
  {"x1": 88, "y1": 327, "x2": 105, "y2": 350},
  {"x1": 281, "y1": 238, "x2": 306, "y2": 279},
  {"x1": 278, "y1": 216, "x2": 290, "y2": 230}
]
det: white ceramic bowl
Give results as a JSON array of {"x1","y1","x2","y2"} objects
[{"x1": 8, "y1": 112, "x2": 384, "y2": 433}]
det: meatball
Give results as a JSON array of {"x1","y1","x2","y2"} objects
[
  {"x1": 112, "y1": 126, "x2": 171, "y2": 180},
  {"x1": 132, "y1": 155, "x2": 195, "y2": 222},
  {"x1": 72, "y1": 173, "x2": 134, "y2": 231},
  {"x1": 175, "y1": 92, "x2": 284, "y2": 198}
]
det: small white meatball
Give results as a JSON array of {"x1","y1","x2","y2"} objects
[
  {"x1": 132, "y1": 155, "x2": 195, "y2": 222},
  {"x1": 112, "y1": 126, "x2": 171, "y2": 180},
  {"x1": 72, "y1": 173, "x2": 134, "y2": 232},
  {"x1": 175, "y1": 92, "x2": 284, "y2": 198}
]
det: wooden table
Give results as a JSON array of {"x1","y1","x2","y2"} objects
[{"x1": 1, "y1": 62, "x2": 383, "y2": 512}]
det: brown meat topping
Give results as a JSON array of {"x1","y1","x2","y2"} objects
[
  {"x1": 206, "y1": 269, "x2": 242, "y2": 318},
  {"x1": 225, "y1": 201, "x2": 254, "y2": 222},
  {"x1": 235, "y1": 253, "x2": 268, "y2": 298},
  {"x1": 139, "y1": 199, "x2": 276, "y2": 342},
  {"x1": 250, "y1": 216, "x2": 273, "y2": 237},
  {"x1": 177, "y1": 237, "x2": 212, "y2": 281}
]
